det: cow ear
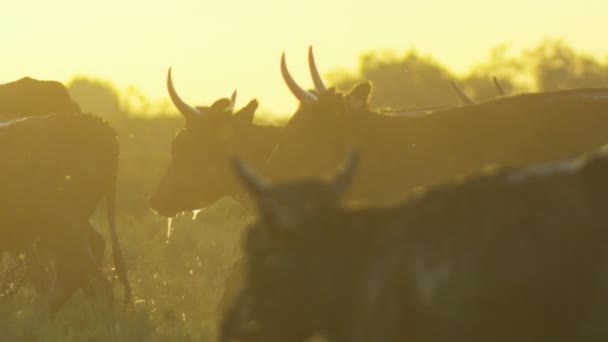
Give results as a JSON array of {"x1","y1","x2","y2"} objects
[
  {"x1": 233, "y1": 99, "x2": 258, "y2": 123},
  {"x1": 346, "y1": 81, "x2": 373, "y2": 110},
  {"x1": 211, "y1": 98, "x2": 232, "y2": 112}
]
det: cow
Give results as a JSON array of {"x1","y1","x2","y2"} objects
[
  {"x1": 149, "y1": 68, "x2": 282, "y2": 217},
  {"x1": 0, "y1": 113, "x2": 130, "y2": 314},
  {"x1": 148, "y1": 56, "x2": 505, "y2": 216},
  {"x1": 224, "y1": 146, "x2": 608, "y2": 341},
  {"x1": 266, "y1": 48, "x2": 608, "y2": 204},
  {"x1": 0, "y1": 76, "x2": 81, "y2": 118},
  {"x1": 0, "y1": 76, "x2": 106, "y2": 298}
]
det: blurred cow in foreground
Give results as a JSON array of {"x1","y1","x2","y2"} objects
[
  {"x1": 0, "y1": 113, "x2": 130, "y2": 314},
  {"x1": 267, "y1": 48, "x2": 608, "y2": 204},
  {"x1": 149, "y1": 68, "x2": 282, "y2": 217},
  {"x1": 223, "y1": 146, "x2": 608, "y2": 341}
]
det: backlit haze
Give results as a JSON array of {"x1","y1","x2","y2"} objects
[{"x1": 2, "y1": 0, "x2": 607, "y2": 117}]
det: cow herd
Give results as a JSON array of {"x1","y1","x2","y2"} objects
[{"x1": 3, "y1": 47, "x2": 608, "y2": 341}]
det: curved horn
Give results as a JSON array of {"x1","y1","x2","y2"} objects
[
  {"x1": 281, "y1": 52, "x2": 318, "y2": 103},
  {"x1": 233, "y1": 157, "x2": 269, "y2": 196},
  {"x1": 493, "y1": 77, "x2": 507, "y2": 96},
  {"x1": 450, "y1": 81, "x2": 475, "y2": 105},
  {"x1": 332, "y1": 149, "x2": 360, "y2": 197},
  {"x1": 167, "y1": 67, "x2": 200, "y2": 118},
  {"x1": 228, "y1": 89, "x2": 237, "y2": 112},
  {"x1": 308, "y1": 46, "x2": 327, "y2": 92}
]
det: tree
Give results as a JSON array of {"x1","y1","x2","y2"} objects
[
  {"x1": 521, "y1": 38, "x2": 608, "y2": 90},
  {"x1": 67, "y1": 76, "x2": 122, "y2": 117},
  {"x1": 328, "y1": 49, "x2": 459, "y2": 110}
]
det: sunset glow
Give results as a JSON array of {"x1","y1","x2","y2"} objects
[{"x1": 2, "y1": 0, "x2": 608, "y2": 116}]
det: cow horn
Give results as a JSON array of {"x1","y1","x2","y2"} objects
[
  {"x1": 228, "y1": 89, "x2": 237, "y2": 112},
  {"x1": 450, "y1": 81, "x2": 475, "y2": 105},
  {"x1": 493, "y1": 77, "x2": 507, "y2": 96},
  {"x1": 233, "y1": 157, "x2": 269, "y2": 196},
  {"x1": 281, "y1": 52, "x2": 318, "y2": 103},
  {"x1": 332, "y1": 149, "x2": 360, "y2": 197},
  {"x1": 308, "y1": 46, "x2": 327, "y2": 92},
  {"x1": 167, "y1": 67, "x2": 201, "y2": 118}
]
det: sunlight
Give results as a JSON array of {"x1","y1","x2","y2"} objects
[
  {"x1": 166, "y1": 217, "x2": 173, "y2": 242},
  {"x1": 1, "y1": 0, "x2": 607, "y2": 117},
  {"x1": 192, "y1": 209, "x2": 202, "y2": 221}
]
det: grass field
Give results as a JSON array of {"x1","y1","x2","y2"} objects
[{"x1": 0, "y1": 115, "x2": 252, "y2": 341}]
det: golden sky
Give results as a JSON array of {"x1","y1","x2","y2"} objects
[{"x1": 2, "y1": 0, "x2": 607, "y2": 116}]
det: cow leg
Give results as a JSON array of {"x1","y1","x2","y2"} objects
[
  {"x1": 49, "y1": 246, "x2": 112, "y2": 316},
  {"x1": 88, "y1": 227, "x2": 105, "y2": 266},
  {"x1": 47, "y1": 220, "x2": 112, "y2": 316},
  {"x1": 48, "y1": 257, "x2": 79, "y2": 317},
  {"x1": 27, "y1": 226, "x2": 105, "y2": 297},
  {"x1": 81, "y1": 221, "x2": 112, "y2": 303}
]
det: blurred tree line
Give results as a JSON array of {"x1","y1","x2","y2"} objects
[
  {"x1": 66, "y1": 76, "x2": 172, "y2": 118},
  {"x1": 67, "y1": 38, "x2": 608, "y2": 118},
  {"x1": 328, "y1": 38, "x2": 608, "y2": 110}
]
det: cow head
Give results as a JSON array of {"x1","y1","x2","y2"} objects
[
  {"x1": 232, "y1": 151, "x2": 361, "y2": 339},
  {"x1": 266, "y1": 48, "x2": 372, "y2": 183},
  {"x1": 149, "y1": 68, "x2": 260, "y2": 217},
  {"x1": 237, "y1": 149, "x2": 358, "y2": 231}
]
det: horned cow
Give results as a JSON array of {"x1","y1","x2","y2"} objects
[
  {"x1": 149, "y1": 68, "x2": 282, "y2": 217},
  {"x1": 268, "y1": 48, "x2": 608, "y2": 204}
]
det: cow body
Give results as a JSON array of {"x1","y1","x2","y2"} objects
[
  {"x1": 0, "y1": 113, "x2": 130, "y2": 313},
  {"x1": 226, "y1": 147, "x2": 608, "y2": 341},
  {"x1": 271, "y1": 51, "x2": 608, "y2": 203},
  {"x1": 269, "y1": 80, "x2": 608, "y2": 203}
]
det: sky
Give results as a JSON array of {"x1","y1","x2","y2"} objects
[{"x1": 2, "y1": 0, "x2": 608, "y2": 116}]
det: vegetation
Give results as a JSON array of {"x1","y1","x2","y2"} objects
[
  {"x1": 2, "y1": 38, "x2": 608, "y2": 340},
  {"x1": 329, "y1": 38, "x2": 608, "y2": 110}
]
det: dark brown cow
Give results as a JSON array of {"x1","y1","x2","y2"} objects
[
  {"x1": 0, "y1": 113, "x2": 130, "y2": 314},
  {"x1": 0, "y1": 76, "x2": 80, "y2": 118},
  {"x1": 267, "y1": 49, "x2": 608, "y2": 203},
  {"x1": 225, "y1": 146, "x2": 608, "y2": 341},
  {"x1": 0, "y1": 76, "x2": 106, "y2": 298},
  {"x1": 149, "y1": 68, "x2": 282, "y2": 217}
]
